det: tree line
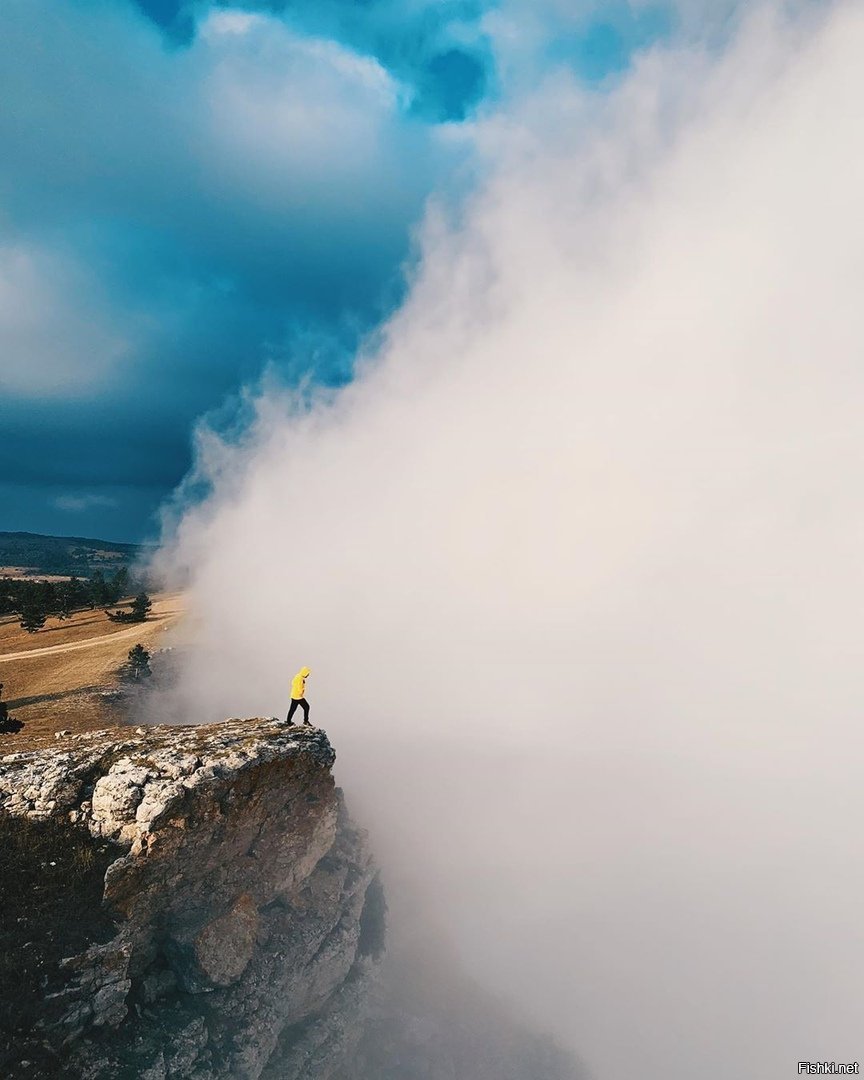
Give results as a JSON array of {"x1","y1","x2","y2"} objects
[{"x1": 0, "y1": 570, "x2": 152, "y2": 633}]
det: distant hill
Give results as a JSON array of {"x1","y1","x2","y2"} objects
[{"x1": 0, "y1": 532, "x2": 149, "y2": 578}]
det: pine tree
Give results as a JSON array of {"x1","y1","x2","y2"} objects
[
  {"x1": 130, "y1": 593, "x2": 152, "y2": 622},
  {"x1": 19, "y1": 602, "x2": 47, "y2": 633},
  {"x1": 126, "y1": 644, "x2": 151, "y2": 681},
  {"x1": 107, "y1": 568, "x2": 129, "y2": 605},
  {"x1": 89, "y1": 571, "x2": 107, "y2": 608},
  {"x1": 58, "y1": 576, "x2": 86, "y2": 617},
  {"x1": 0, "y1": 582, "x2": 14, "y2": 616}
]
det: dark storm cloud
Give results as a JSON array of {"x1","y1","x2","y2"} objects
[{"x1": 0, "y1": 0, "x2": 457, "y2": 537}]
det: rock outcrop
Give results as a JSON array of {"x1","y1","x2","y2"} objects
[{"x1": 0, "y1": 718, "x2": 383, "y2": 1080}]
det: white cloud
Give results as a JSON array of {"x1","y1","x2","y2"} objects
[
  {"x1": 155, "y1": 3, "x2": 864, "y2": 1077},
  {"x1": 199, "y1": 10, "x2": 263, "y2": 38},
  {"x1": 53, "y1": 493, "x2": 119, "y2": 513},
  {"x1": 200, "y1": 6, "x2": 402, "y2": 107},
  {"x1": 196, "y1": 13, "x2": 417, "y2": 189},
  {"x1": 0, "y1": 245, "x2": 129, "y2": 399}
]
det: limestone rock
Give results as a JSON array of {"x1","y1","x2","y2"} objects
[
  {"x1": 0, "y1": 717, "x2": 382, "y2": 1080},
  {"x1": 170, "y1": 892, "x2": 259, "y2": 992}
]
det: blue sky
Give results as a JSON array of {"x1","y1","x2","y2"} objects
[{"x1": 0, "y1": 0, "x2": 674, "y2": 542}]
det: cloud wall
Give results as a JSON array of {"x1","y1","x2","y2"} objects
[{"x1": 155, "y1": 4, "x2": 864, "y2": 1076}]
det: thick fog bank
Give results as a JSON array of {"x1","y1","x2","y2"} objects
[{"x1": 153, "y1": 4, "x2": 864, "y2": 1077}]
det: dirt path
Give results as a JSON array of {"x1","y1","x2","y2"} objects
[
  {"x1": 0, "y1": 596, "x2": 182, "y2": 660},
  {"x1": 0, "y1": 619, "x2": 177, "y2": 663}
]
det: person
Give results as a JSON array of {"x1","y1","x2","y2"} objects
[{"x1": 287, "y1": 666, "x2": 311, "y2": 725}]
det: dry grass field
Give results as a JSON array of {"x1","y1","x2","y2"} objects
[
  {"x1": 0, "y1": 568, "x2": 74, "y2": 582},
  {"x1": 0, "y1": 593, "x2": 183, "y2": 748}
]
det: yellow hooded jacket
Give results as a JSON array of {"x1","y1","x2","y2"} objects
[{"x1": 291, "y1": 667, "x2": 310, "y2": 700}]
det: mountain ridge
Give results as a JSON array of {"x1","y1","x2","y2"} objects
[{"x1": 0, "y1": 531, "x2": 151, "y2": 578}]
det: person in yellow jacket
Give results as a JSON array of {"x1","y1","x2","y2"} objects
[{"x1": 287, "y1": 666, "x2": 311, "y2": 726}]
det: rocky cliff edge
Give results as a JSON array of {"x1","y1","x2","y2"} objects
[{"x1": 0, "y1": 718, "x2": 384, "y2": 1080}]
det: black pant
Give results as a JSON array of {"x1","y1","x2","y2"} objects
[{"x1": 287, "y1": 698, "x2": 310, "y2": 725}]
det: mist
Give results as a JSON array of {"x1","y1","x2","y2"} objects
[{"x1": 153, "y1": 4, "x2": 864, "y2": 1077}]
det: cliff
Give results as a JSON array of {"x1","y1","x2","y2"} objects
[{"x1": 0, "y1": 718, "x2": 384, "y2": 1080}]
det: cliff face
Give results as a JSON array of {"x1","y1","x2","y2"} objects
[{"x1": 0, "y1": 718, "x2": 383, "y2": 1080}]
